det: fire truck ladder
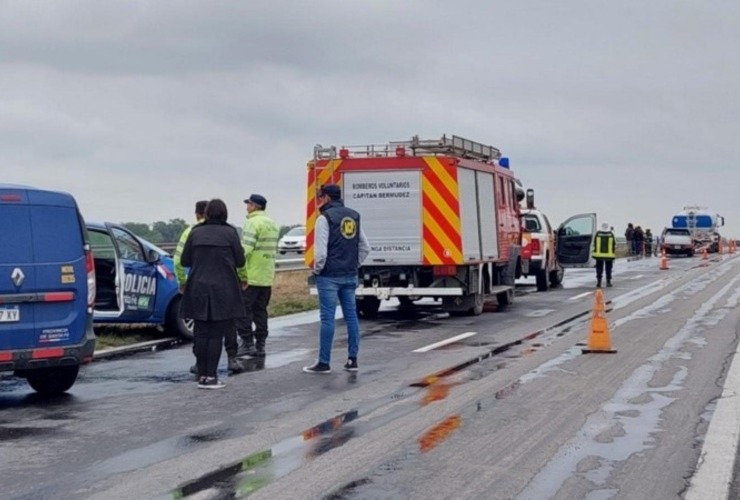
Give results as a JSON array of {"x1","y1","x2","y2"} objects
[
  {"x1": 408, "y1": 134, "x2": 502, "y2": 162},
  {"x1": 313, "y1": 144, "x2": 339, "y2": 184}
]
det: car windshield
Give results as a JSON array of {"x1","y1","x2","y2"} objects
[
  {"x1": 286, "y1": 226, "x2": 305, "y2": 236},
  {"x1": 522, "y1": 215, "x2": 541, "y2": 232}
]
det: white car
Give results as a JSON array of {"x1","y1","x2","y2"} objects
[{"x1": 278, "y1": 226, "x2": 306, "y2": 254}]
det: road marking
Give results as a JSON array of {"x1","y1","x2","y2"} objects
[
  {"x1": 569, "y1": 292, "x2": 592, "y2": 301},
  {"x1": 630, "y1": 274, "x2": 644, "y2": 280},
  {"x1": 686, "y1": 325, "x2": 740, "y2": 499},
  {"x1": 413, "y1": 332, "x2": 477, "y2": 353}
]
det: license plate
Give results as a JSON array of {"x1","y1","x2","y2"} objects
[
  {"x1": 0, "y1": 307, "x2": 20, "y2": 323},
  {"x1": 674, "y1": 245, "x2": 681, "y2": 249}
]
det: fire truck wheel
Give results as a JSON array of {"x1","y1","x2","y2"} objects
[
  {"x1": 536, "y1": 268, "x2": 549, "y2": 292},
  {"x1": 469, "y1": 293, "x2": 484, "y2": 316},
  {"x1": 357, "y1": 297, "x2": 381, "y2": 319},
  {"x1": 496, "y1": 289, "x2": 513, "y2": 307}
]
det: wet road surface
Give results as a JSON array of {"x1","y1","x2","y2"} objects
[{"x1": 1, "y1": 253, "x2": 739, "y2": 499}]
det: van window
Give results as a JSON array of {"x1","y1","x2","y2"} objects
[
  {"x1": 0, "y1": 205, "x2": 34, "y2": 263},
  {"x1": 29, "y1": 206, "x2": 84, "y2": 263}
]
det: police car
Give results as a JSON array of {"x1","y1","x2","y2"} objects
[{"x1": 87, "y1": 222, "x2": 193, "y2": 339}]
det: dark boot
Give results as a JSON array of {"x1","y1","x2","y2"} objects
[
  {"x1": 236, "y1": 336, "x2": 255, "y2": 357},
  {"x1": 253, "y1": 340, "x2": 266, "y2": 358},
  {"x1": 228, "y1": 357, "x2": 244, "y2": 373},
  {"x1": 607, "y1": 281, "x2": 613, "y2": 287},
  {"x1": 596, "y1": 281, "x2": 602, "y2": 288}
]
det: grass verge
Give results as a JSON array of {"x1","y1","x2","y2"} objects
[{"x1": 95, "y1": 269, "x2": 317, "y2": 349}]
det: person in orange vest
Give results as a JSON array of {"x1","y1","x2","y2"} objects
[{"x1": 593, "y1": 222, "x2": 616, "y2": 288}]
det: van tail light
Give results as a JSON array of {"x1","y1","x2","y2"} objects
[
  {"x1": 85, "y1": 245, "x2": 96, "y2": 310},
  {"x1": 530, "y1": 239, "x2": 541, "y2": 256}
]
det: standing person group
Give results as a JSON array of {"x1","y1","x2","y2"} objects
[
  {"x1": 178, "y1": 194, "x2": 279, "y2": 388},
  {"x1": 180, "y1": 199, "x2": 246, "y2": 389},
  {"x1": 303, "y1": 184, "x2": 370, "y2": 374},
  {"x1": 177, "y1": 186, "x2": 370, "y2": 387}
]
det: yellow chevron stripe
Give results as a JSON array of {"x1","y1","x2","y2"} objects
[
  {"x1": 422, "y1": 211, "x2": 463, "y2": 262},
  {"x1": 423, "y1": 157, "x2": 456, "y2": 192},
  {"x1": 422, "y1": 179, "x2": 460, "y2": 228},
  {"x1": 423, "y1": 243, "x2": 443, "y2": 264}
]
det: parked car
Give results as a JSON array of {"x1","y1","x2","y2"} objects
[
  {"x1": 518, "y1": 190, "x2": 564, "y2": 291},
  {"x1": 661, "y1": 227, "x2": 694, "y2": 257},
  {"x1": 87, "y1": 222, "x2": 193, "y2": 339},
  {"x1": 278, "y1": 225, "x2": 306, "y2": 254},
  {"x1": 1, "y1": 184, "x2": 96, "y2": 395}
]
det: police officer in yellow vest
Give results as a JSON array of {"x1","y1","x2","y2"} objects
[
  {"x1": 174, "y1": 200, "x2": 208, "y2": 291},
  {"x1": 593, "y1": 221, "x2": 616, "y2": 288},
  {"x1": 230, "y1": 193, "x2": 279, "y2": 359}
]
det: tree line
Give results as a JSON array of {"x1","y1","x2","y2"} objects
[{"x1": 122, "y1": 219, "x2": 301, "y2": 243}]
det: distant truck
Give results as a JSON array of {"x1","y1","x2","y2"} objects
[
  {"x1": 671, "y1": 206, "x2": 724, "y2": 253},
  {"x1": 305, "y1": 134, "x2": 598, "y2": 318}
]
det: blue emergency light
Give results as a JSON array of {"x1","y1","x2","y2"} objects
[{"x1": 499, "y1": 157, "x2": 510, "y2": 168}]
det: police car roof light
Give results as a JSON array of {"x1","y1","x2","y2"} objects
[{"x1": 499, "y1": 157, "x2": 510, "y2": 168}]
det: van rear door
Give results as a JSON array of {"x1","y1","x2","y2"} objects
[
  {"x1": 0, "y1": 187, "x2": 88, "y2": 351},
  {"x1": 0, "y1": 189, "x2": 37, "y2": 350}
]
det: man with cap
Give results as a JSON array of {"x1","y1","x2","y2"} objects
[
  {"x1": 228, "y1": 193, "x2": 279, "y2": 361},
  {"x1": 593, "y1": 221, "x2": 616, "y2": 288},
  {"x1": 303, "y1": 184, "x2": 370, "y2": 374}
]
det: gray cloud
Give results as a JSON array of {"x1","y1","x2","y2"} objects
[{"x1": 1, "y1": 0, "x2": 739, "y2": 239}]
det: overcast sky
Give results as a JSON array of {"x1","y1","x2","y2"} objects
[{"x1": 2, "y1": 1, "x2": 739, "y2": 239}]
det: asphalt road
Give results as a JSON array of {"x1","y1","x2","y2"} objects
[{"x1": 1, "y1": 252, "x2": 739, "y2": 499}]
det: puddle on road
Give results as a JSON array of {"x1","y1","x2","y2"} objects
[{"x1": 171, "y1": 309, "x2": 599, "y2": 498}]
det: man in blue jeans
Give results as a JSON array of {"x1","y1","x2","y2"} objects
[{"x1": 303, "y1": 184, "x2": 370, "y2": 374}]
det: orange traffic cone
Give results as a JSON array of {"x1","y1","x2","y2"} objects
[
  {"x1": 582, "y1": 289, "x2": 617, "y2": 354},
  {"x1": 718, "y1": 239, "x2": 724, "y2": 254},
  {"x1": 731, "y1": 239, "x2": 736, "y2": 254},
  {"x1": 703, "y1": 247, "x2": 709, "y2": 260},
  {"x1": 659, "y1": 250, "x2": 669, "y2": 270}
]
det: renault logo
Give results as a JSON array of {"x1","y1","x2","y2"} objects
[{"x1": 11, "y1": 268, "x2": 25, "y2": 287}]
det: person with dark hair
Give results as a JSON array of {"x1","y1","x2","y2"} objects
[
  {"x1": 229, "y1": 193, "x2": 279, "y2": 360},
  {"x1": 175, "y1": 200, "x2": 209, "y2": 376},
  {"x1": 181, "y1": 199, "x2": 246, "y2": 389},
  {"x1": 303, "y1": 184, "x2": 370, "y2": 374},
  {"x1": 175, "y1": 200, "x2": 208, "y2": 290}
]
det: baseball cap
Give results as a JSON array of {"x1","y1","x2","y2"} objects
[
  {"x1": 244, "y1": 193, "x2": 267, "y2": 208},
  {"x1": 319, "y1": 184, "x2": 341, "y2": 199}
]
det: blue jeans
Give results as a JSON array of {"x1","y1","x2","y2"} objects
[{"x1": 316, "y1": 275, "x2": 360, "y2": 365}]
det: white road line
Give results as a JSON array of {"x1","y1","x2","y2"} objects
[
  {"x1": 413, "y1": 332, "x2": 477, "y2": 353},
  {"x1": 569, "y1": 292, "x2": 592, "y2": 301},
  {"x1": 686, "y1": 333, "x2": 740, "y2": 499}
]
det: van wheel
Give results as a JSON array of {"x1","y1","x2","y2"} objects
[
  {"x1": 357, "y1": 297, "x2": 381, "y2": 319},
  {"x1": 167, "y1": 296, "x2": 194, "y2": 341},
  {"x1": 27, "y1": 366, "x2": 79, "y2": 396}
]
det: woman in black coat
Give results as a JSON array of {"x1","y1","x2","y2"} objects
[{"x1": 181, "y1": 199, "x2": 246, "y2": 389}]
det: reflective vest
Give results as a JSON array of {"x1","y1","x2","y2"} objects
[
  {"x1": 238, "y1": 211, "x2": 279, "y2": 286},
  {"x1": 592, "y1": 231, "x2": 616, "y2": 258},
  {"x1": 174, "y1": 220, "x2": 203, "y2": 285}
]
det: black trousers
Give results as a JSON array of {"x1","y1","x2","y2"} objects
[
  {"x1": 224, "y1": 286, "x2": 272, "y2": 356},
  {"x1": 194, "y1": 319, "x2": 232, "y2": 378},
  {"x1": 595, "y1": 259, "x2": 614, "y2": 283}
]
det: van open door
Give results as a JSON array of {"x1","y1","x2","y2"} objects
[{"x1": 556, "y1": 213, "x2": 596, "y2": 268}]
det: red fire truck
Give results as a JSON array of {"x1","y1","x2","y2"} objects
[{"x1": 305, "y1": 134, "x2": 524, "y2": 317}]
